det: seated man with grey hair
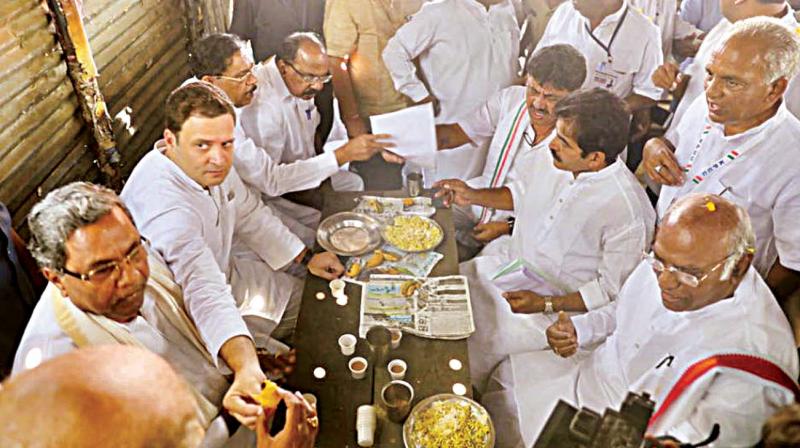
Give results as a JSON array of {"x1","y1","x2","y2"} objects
[
  {"x1": 12, "y1": 182, "x2": 308, "y2": 445},
  {"x1": 431, "y1": 44, "x2": 587, "y2": 254},
  {"x1": 643, "y1": 17, "x2": 800, "y2": 297},
  {"x1": 487, "y1": 194, "x2": 799, "y2": 447}
]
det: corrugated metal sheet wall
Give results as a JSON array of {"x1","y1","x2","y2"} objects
[{"x1": 0, "y1": 0, "x2": 231, "y2": 233}]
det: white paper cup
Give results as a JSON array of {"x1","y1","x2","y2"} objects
[
  {"x1": 356, "y1": 405, "x2": 376, "y2": 447},
  {"x1": 338, "y1": 334, "x2": 357, "y2": 356},
  {"x1": 329, "y1": 279, "x2": 345, "y2": 297},
  {"x1": 349, "y1": 356, "x2": 368, "y2": 380},
  {"x1": 387, "y1": 359, "x2": 407, "y2": 380},
  {"x1": 389, "y1": 327, "x2": 402, "y2": 349}
]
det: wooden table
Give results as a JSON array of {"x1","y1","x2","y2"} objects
[{"x1": 285, "y1": 191, "x2": 472, "y2": 447}]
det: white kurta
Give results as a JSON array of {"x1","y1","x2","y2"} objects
[
  {"x1": 678, "y1": 0, "x2": 723, "y2": 33},
  {"x1": 458, "y1": 85, "x2": 557, "y2": 223},
  {"x1": 464, "y1": 158, "x2": 656, "y2": 393},
  {"x1": 669, "y1": 5, "x2": 800, "y2": 126},
  {"x1": 537, "y1": 1, "x2": 663, "y2": 101},
  {"x1": 121, "y1": 142, "x2": 306, "y2": 355},
  {"x1": 630, "y1": 0, "x2": 699, "y2": 60},
  {"x1": 657, "y1": 97, "x2": 800, "y2": 276},
  {"x1": 382, "y1": 0, "x2": 520, "y2": 181},
  {"x1": 487, "y1": 263, "x2": 798, "y2": 447}
]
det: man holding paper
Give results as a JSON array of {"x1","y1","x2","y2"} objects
[
  {"x1": 432, "y1": 44, "x2": 587, "y2": 256},
  {"x1": 435, "y1": 88, "x2": 655, "y2": 393}
]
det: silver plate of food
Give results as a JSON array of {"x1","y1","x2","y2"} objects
[
  {"x1": 403, "y1": 393, "x2": 495, "y2": 448},
  {"x1": 382, "y1": 215, "x2": 444, "y2": 253},
  {"x1": 317, "y1": 212, "x2": 383, "y2": 256}
]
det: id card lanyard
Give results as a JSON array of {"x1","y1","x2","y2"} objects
[{"x1": 585, "y1": 6, "x2": 629, "y2": 65}]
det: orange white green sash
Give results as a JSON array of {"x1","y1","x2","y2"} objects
[{"x1": 478, "y1": 101, "x2": 528, "y2": 224}]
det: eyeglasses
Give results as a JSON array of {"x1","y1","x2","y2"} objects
[
  {"x1": 61, "y1": 237, "x2": 149, "y2": 283},
  {"x1": 643, "y1": 251, "x2": 736, "y2": 288},
  {"x1": 214, "y1": 64, "x2": 256, "y2": 83},
  {"x1": 284, "y1": 61, "x2": 332, "y2": 84}
]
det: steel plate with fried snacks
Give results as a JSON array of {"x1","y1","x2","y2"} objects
[
  {"x1": 403, "y1": 394, "x2": 494, "y2": 448},
  {"x1": 317, "y1": 212, "x2": 383, "y2": 256},
  {"x1": 382, "y1": 215, "x2": 443, "y2": 253}
]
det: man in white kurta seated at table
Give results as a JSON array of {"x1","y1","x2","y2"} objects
[
  {"x1": 12, "y1": 182, "x2": 280, "y2": 446},
  {"x1": 652, "y1": 0, "x2": 799, "y2": 126},
  {"x1": 485, "y1": 194, "x2": 800, "y2": 447},
  {"x1": 643, "y1": 17, "x2": 800, "y2": 298},
  {"x1": 434, "y1": 88, "x2": 655, "y2": 393},
  {"x1": 121, "y1": 82, "x2": 345, "y2": 352},
  {"x1": 188, "y1": 33, "x2": 392, "y2": 246},
  {"x1": 433, "y1": 44, "x2": 586, "y2": 256},
  {"x1": 382, "y1": 0, "x2": 520, "y2": 182}
]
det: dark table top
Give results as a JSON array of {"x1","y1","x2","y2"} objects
[{"x1": 285, "y1": 190, "x2": 472, "y2": 447}]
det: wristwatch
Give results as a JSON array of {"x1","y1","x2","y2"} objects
[
  {"x1": 506, "y1": 217, "x2": 516, "y2": 235},
  {"x1": 543, "y1": 297, "x2": 554, "y2": 314}
]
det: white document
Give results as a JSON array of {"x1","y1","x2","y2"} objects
[{"x1": 370, "y1": 103, "x2": 437, "y2": 169}]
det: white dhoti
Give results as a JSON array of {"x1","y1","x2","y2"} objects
[
  {"x1": 229, "y1": 245, "x2": 304, "y2": 348},
  {"x1": 461, "y1": 255, "x2": 556, "y2": 394},
  {"x1": 483, "y1": 350, "x2": 581, "y2": 447},
  {"x1": 265, "y1": 197, "x2": 320, "y2": 248},
  {"x1": 330, "y1": 169, "x2": 365, "y2": 192}
]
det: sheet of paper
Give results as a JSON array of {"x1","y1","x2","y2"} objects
[{"x1": 369, "y1": 103, "x2": 437, "y2": 169}]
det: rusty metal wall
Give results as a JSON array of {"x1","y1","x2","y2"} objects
[
  {"x1": 0, "y1": 0, "x2": 197, "y2": 232},
  {"x1": 202, "y1": 0, "x2": 231, "y2": 34}
]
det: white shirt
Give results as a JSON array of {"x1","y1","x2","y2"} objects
[
  {"x1": 631, "y1": 0, "x2": 699, "y2": 59},
  {"x1": 458, "y1": 85, "x2": 559, "y2": 220},
  {"x1": 658, "y1": 98, "x2": 800, "y2": 276},
  {"x1": 564, "y1": 263, "x2": 798, "y2": 446},
  {"x1": 13, "y1": 279, "x2": 232, "y2": 408},
  {"x1": 120, "y1": 143, "x2": 305, "y2": 359},
  {"x1": 670, "y1": 5, "x2": 800, "y2": 126},
  {"x1": 537, "y1": 0, "x2": 663, "y2": 100},
  {"x1": 180, "y1": 76, "x2": 339, "y2": 198},
  {"x1": 508, "y1": 158, "x2": 656, "y2": 308},
  {"x1": 679, "y1": 0, "x2": 723, "y2": 33},
  {"x1": 382, "y1": 0, "x2": 520, "y2": 123}
]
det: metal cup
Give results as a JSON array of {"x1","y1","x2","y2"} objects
[
  {"x1": 366, "y1": 325, "x2": 391, "y2": 363},
  {"x1": 406, "y1": 172, "x2": 424, "y2": 197},
  {"x1": 381, "y1": 380, "x2": 414, "y2": 423}
]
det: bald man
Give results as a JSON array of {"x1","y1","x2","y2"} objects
[
  {"x1": 483, "y1": 194, "x2": 798, "y2": 446},
  {"x1": 0, "y1": 346, "x2": 317, "y2": 448}
]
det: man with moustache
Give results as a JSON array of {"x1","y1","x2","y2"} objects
[
  {"x1": 121, "y1": 83, "x2": 345, "y2": 359},
  {"x1": 431, "y1": 44, "x2": 586, "y2": 256},
  {"x1": 13, "y1": 183, "x2": 278, "y2": 444},
  {"x1": 189, "y1": 34, "x2": 391, "y2": 246},
  {"x1": 643, "y1": 18, "x2": 800, "y2": 298},
  {"x1": 435, "y1": 88, "x2": 655, "y2": 397},
  {"x1": 484, "y1": 194, "x2": 799, "y2": 447},
  {"x1": 653, "y1": 0, "x2": 799, "y2": 124}
]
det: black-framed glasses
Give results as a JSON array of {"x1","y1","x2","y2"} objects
[
  {"x1": 61, "y1": 237, "x2": 149, "y2": 283},
  {"x1": 284, "y1": 61, "x2": 332, "y2": 84}
]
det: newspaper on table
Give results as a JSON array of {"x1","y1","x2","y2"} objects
[
  {"x1": 359, "y1": 274, "x2": 475, "y2": 340},
  {"x1": 353, "y1": 195, "x2": 436, "y2": 222},
  {"x1": 344, "y1": 243, "x2": 443, "y2": 281}
]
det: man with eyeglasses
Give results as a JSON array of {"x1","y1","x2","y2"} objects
[
  {"x1": 189, "y1": 33, "x2": 392, "y2": 246},
  {"x1": 13, "y1": 182, "x2": 311, "y2": 445},
  {"x1": 428, "y1": 44, "x2": 586, "y2": 258},
  {"x1": 483, "y1": 193, "x2": 798, "y2": 446},
  {"x1": 643, "y1": 18, "x2": 800, "y2": 301},
  {"x1": 434, "y1": 89, "x2": 655, "y2": 405}
]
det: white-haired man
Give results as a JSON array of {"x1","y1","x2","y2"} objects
[
  {"x1": 653, "y1": 0, "x2": 799, "y2": 124},
  {"x1": 485, "y1": 194, "x2": 798, "y2": 447},
  {"x1": 643, "y1": 17, "x2": 800, "y2": 297}
]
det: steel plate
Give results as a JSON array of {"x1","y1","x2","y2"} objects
[{"x1": 317, "y1": 212, "x2": 383, "y2": 256}]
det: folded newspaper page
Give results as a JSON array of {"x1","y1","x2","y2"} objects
[{"x1": 359, "y1": 275, "x2": 475, "y2": 340}]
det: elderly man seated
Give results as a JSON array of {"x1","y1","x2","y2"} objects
[
  {"x1": 485, "y1": 194, "x2": 799, "y2": 447},
  {"x1": 435, "y1": 88, "x2": 655, "y2": 393},
  {"x1": 643, "y1": 17, "x2": 800, "y2": 298},
  {"x1": 432, "y1": 44, "x2": 586, "y2": 256},
  {"x1": 2, "y1": 346, "x2": 317, "y2": 447},
  {"x1": 188, "y1": 33, "x2": 391, "y2": 245},
  {"x1": 13, "y1": 182, "x2": 290, "y2": 445},
  {"x1": 120, "y1": 82, "x2": 345, "y2": 358}
]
